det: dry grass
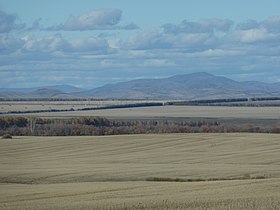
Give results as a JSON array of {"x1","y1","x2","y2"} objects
[
  {"x1": 1, "y1": 180, "x2": 280, "y2": 210},
  {"x1": 0, "y1": 133, "x2": 280, "y2": 209}
]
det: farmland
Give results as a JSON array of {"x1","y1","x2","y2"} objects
[
  {"x1": 1, "y1": 133, "x2": 280, "y2": 209},
  {"x1": 1, "y1": 99, "x2": 280, "y2": 209},
  {"x1": 0, "y1": 100, "x2": 164, "y2": 113},
  {"x1": 10, "y1": 105, "x2": 280, "y2": 121},
  {"x1": 2, "y1": 98, "x2": 280, "y2": 121}
]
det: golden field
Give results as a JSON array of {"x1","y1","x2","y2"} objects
[{"x1": 0, "y1": 133, "x2": 280, "y2": 209}]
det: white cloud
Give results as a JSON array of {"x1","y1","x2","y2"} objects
[
  {"x1": 0, "y1": 10, "x2": 25, "y2": 33},
  {"x1": 143, "y1": 59, "x2": 175, "y2": 67},
  {"x1": 261, "y1": 16, "x2": 280, "y2": 32},
  {"x1": 70, "y1": 37, "x2": 110, "y2": 52},
  {"x1": 0, "y1": 35, "x2": 24, "y2": 53},
  {"x1": 123, "y1": 29, "x2": 167, "y2": 50},
  {"x1": 1, "y1": 15, "x2": 280, "y2": 87},
  {"x1": 162, "y1": 19, "x2": 233, "y2": 34},
  {"x1": 21, "y1": 34, "x2": 110, "y2": 54},
  {"x1": 237, "y1": 19, "x2": 259, "y2": 30},
  {"x1": 234, "y1": 28, "x2": 277, "y2": 43},
  {"x1": 241, "y1": 65, "x2": 259, "y2": 71},
  {"x1": 46, "y1": 9, "x2": 139, "y2": 31},
  {"x1": 123, "y1": 29, "x2": 215, "y2": 50},
  {"x1": 22, "y1": 34, "x2": 71, "y2": 53},
  {"x1": 236, "y1": 16, "x2": 280, "y2": 33},
  {"x1": 65, "y1": 9, "x2": 121, "y2": 30},
  {"x1": 165, "y1": 33, "x2": 215, "y2": 49},
  {"x1": 190, "y1": 49, "x2": 244, "y2": 57}
]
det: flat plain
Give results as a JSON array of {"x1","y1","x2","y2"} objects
[
  {"x1": 1, "y1": 133, "x2": 280, "y2": 209},
  {"x1": 14, "y1": 105, "x2": 280, "y2": 120}
]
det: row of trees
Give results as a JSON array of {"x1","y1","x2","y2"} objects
[
  {"x1": 167, "y1": 97, "x2": 280, "y2": 106},
  {"x1": 0, "y1": 102, "x2": 163, "y2": 115},
  {"x1": 1, "y1": 116, "x2": 280, "y2": 136}
]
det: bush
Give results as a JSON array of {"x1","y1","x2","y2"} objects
[{"x1": 2, "y1": 134, "x2": 12, "y2": 139}]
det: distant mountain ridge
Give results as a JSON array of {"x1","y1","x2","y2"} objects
[
  {"x1": 83, "y1": 72, "x2": 280, "y2": 99},
  {"x1": 0, "y1": 85, "x2": 84, "y2": 93},
  {"x1": 1, "y1": 72, "x2": 280, "y2": 99},
  {"x1": 0, "y1": 85, "x2": 85, "y2": 98}
]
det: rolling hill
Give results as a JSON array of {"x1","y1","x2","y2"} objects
[
  {"x1": 83, "y1": 72, "x2": 280, "y2": 99},
  {"x1": 1, "y1": 134, "x2": 280, "y2": 209},
  {"x1": 0, "y1": 85, "x2": 84, "y2": 98},
  {"x1": 1, "y1": 72, "x2": 280, "y2": 99}
]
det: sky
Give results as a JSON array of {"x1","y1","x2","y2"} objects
[{"x1": 1, "y1": 0, "x2": 280, "y2": 88}]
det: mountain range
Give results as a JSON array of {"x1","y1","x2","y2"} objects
[{"x1": 1, "y1": 72, "x2": 280, "y2": 99}]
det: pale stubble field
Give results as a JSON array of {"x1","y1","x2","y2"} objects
[{"x1": 0, "y1": 133, "x2": 280, "y2": 209}]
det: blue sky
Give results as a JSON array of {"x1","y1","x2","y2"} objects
[{"x1": 1, "y1": 0, "x2": 280, "y2": 88}]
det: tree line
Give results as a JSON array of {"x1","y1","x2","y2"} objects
[
  {"x1": 0, "y1": 102, "x2": 163, "y2": 115},
  {"x1": 1, "y1": 116, "x2": 280, "y2": 136}
]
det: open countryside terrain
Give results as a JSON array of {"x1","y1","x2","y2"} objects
[
  {"x1": 2, "y1": 73, "x2": 280, "y2": 100},
  {"x1": 1, "y1": 133, "x2": 280, "y2": 209},
  {"x1": 13, "y1": 105, "x2": 280, "y2": 120}
]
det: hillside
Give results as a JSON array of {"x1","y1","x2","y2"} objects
[
  {"x1": 0, "y1": 85, "x2": 84, "y2": 98},
  {"x1": 83, "y1": 72, "x2": 280, "y2": 99}
]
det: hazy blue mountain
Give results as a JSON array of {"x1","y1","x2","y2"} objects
[
  {"x1": 25, "y1": 88, "x2": 72, "y2": 98},
  {"x1": 0, "y1": 85, "x2": 84, "y2": 94},
  {"x1": 0, "y1": 85, "x2": 86, "y2": 98},
  {"x1": 1, "y1": 72, "x2": 280, "y2": 99},
  {"x1": 0, "y1": 88, "x2": 38, "y2": 93},
  {"x1": 43, "y1": 85, "x2": 85, "y2": 93},
  {"x1": 0, "y1": 91, "x2": 25, "y2": 98},
  {"x1": 83, "y1": 72, "x2": 280, "y2": 99}
]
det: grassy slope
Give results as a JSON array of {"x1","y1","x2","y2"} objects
[{"x1": 0, "y1": 133, "x2": 280, "y2": 209}]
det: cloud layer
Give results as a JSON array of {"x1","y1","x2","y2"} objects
[
  {"x1": 162, "y1": 19, "x2": 233, "y2": 34},
  {"x1": 0, "y1": 9, "x2": 139, "y2": 32},
  {"x1": 0, "y1": 11, "x2": 25, "y2": 33},
  {"x1": 44, "y1": 9, "x2": 139, "y2": 31},
  {"x1": 1, "y1": 9, "x2": 280, "y2": 87}
]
